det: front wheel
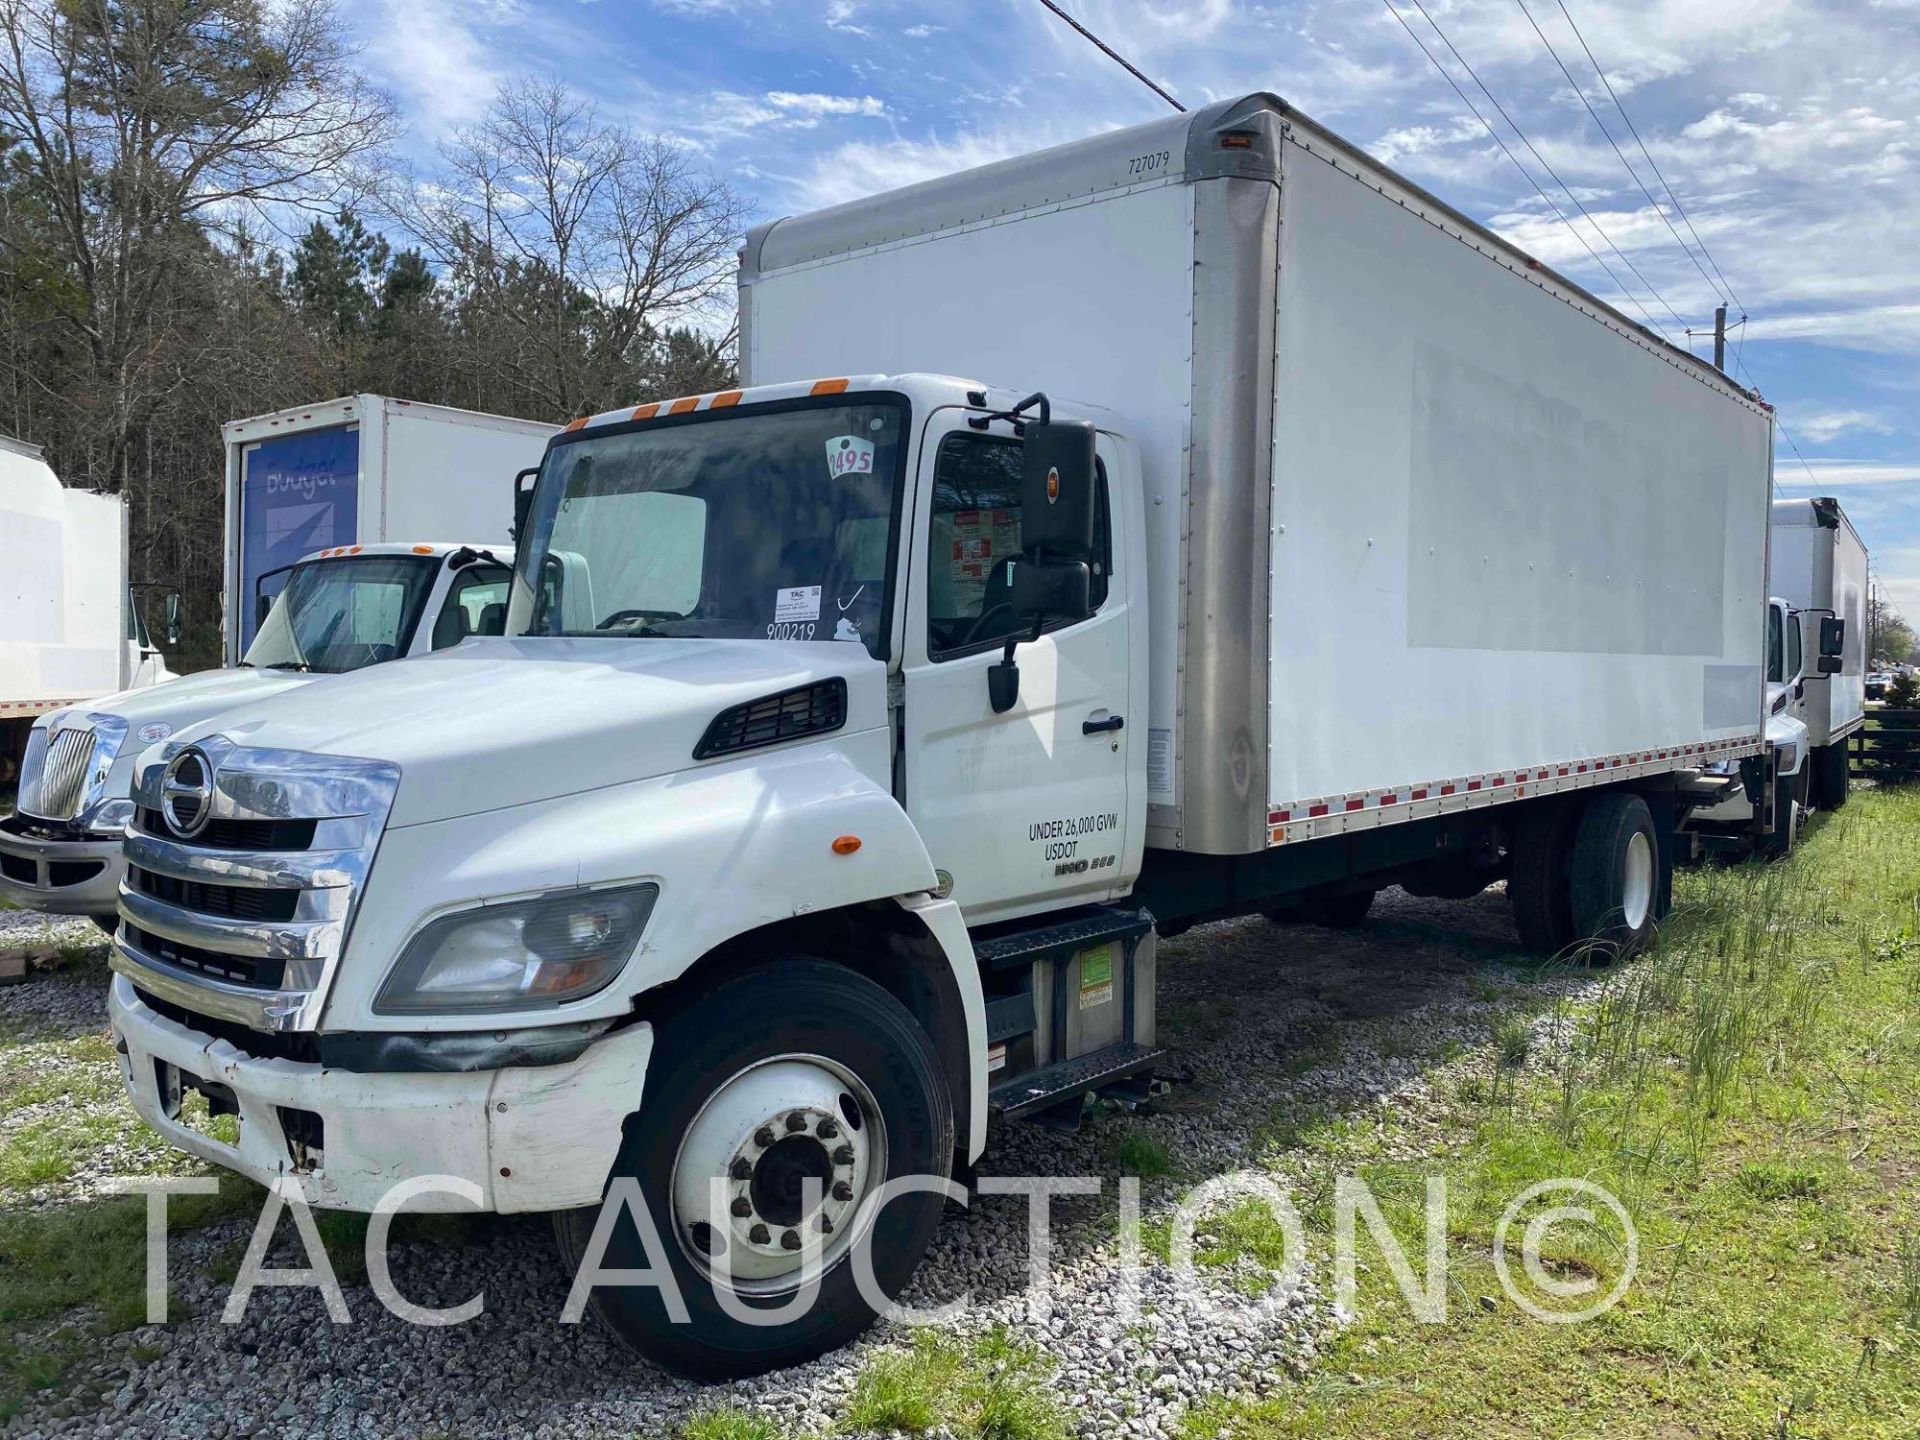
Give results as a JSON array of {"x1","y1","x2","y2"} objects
[
  {"x1": 1810, "y1": 742, "x2": 1850, "y2": 812},
  {"x1": 554, "y1": 959, "x2": 953, "y2": 1380},
  {"x1": 1757, "y1": 774, "x2": 1800, "y2": 861}
]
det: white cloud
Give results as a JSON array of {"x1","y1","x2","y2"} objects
[
  {"x1": 765, "y1": 91, "x2": 886, "y2": 119},
  {"x1": 1777, "y1": 462, "x2": 1920, "y2": 487},
  {"x1": 1793, "y1": 410, "x2": 1894, "y2": 444},
  {"x1": 783, "y1": 127, "x2": 1077, "y2": 211}
]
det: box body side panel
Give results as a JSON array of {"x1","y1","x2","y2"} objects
[{"x1": 1265, "y1": 140, "x2": 1771, "y2": 816}]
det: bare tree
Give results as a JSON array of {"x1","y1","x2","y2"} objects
[
  {"x1": 0, "y1": 0, "x2": 394, "y2": 490},
  {"x1": 399, "y1": 77, "x2": 749, "y2": 418}
]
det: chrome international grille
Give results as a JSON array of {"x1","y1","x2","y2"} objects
[
  {"x1": 21, "y1": 727, "x2": 97, "y2": 821},
  {"x1": 111, "y1": 737, "x2": 400, "y2": 1033}
]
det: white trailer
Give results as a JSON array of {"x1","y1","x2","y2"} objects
[
  {"x1": 1, "y1": 435, "x2": 172, "y2": 775},
  {"x1": 1771, "y1": 497, "x2": 1867, "y2": 807},
  {"x1": 221, "y1": 396, "x2": 555, "y2": 662},
  {"x1": 107, "y1": 94, "x2": 1773, "y2": 1379}
]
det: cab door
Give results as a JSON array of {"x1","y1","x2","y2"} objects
[{"x1": 899, "y1": 411, "x2": 1137, "y2": 925}]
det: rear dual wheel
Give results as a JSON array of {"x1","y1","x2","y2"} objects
[
  {"x1": 1510, "y1": 793, "x2": 1663, "y2": 959},
  {"x1": 553, "y1": 960, "x2": 952, "y2": 1381}
]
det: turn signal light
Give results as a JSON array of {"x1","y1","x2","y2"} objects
[{"x1": 832, "y1": 835, "x2": 862, "y2": 855}]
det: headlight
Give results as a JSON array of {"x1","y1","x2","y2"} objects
[
  {"x1": 374, "y1": 883, "x2": 658, "y2": 1015},
  {"x1": 78, "y1": 798, "x2": 136, "y2": 835}
]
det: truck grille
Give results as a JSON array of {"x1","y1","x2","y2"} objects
[
  {"x1": 20, "y1": 727, "x2": 96, "y2": 821},
  {"x1": 111, "y1": 738, "x2": 400, "y2": 1033}
]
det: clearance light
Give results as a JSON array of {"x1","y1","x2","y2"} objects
[{"x1": 832, "y1": 835, "x2": 863, "y2": 856}]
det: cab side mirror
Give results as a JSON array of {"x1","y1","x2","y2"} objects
[
  {"x1": 987, "y1": 418, "x2": 1099, "y2": 714},
  {"x1": 512, "y1": 466, "x2": 541, "y2": 543},
  {"x1": 163, "y1": 592, "x2": 182, "y2": 648},
  {"x1": 1818, "y1": 655, "x2": 1842, "y2": 675},
  {"x1": 1819, "y1": 616, "x2": 1845, "y2": 659}
]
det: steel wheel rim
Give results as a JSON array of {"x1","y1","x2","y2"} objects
[
  {"x1": 1621, "y1": 831, "x2": 1653, "y2": 931},
  {"x1": 669, "y1": 1052, "x2": 887, "y2": 1297}
]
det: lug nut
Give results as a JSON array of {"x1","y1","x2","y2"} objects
[
  {"x1": 749, "y1": 1223, "x2": 770, "y2": 1245},
  {"x1": 832, "y1": 1181, "x2": 854, "y2": 1202},
  {"x1": 785, "y1": 1111, "x2": 808, "y2": 1132},
  {"x1": 818, "y1": 1215, "x2": 834, "y2": 1234},
  {"x1": 832, "y1": 1145, "x2": 855, "y2": 1166},
  {"x1": 781, "y1": 1229, "x2": 802, "y2": 1251},
  {"x1": 755, "y1": 1125, "x2": 776, "y2": 1147},
  {"x1": 729, "y1": 1158, "x2": 753, "y2": 1181},
  {"x1": 817, "y1": 1118, "x2": 839, "y2": 1140},
  {"x1": 730, "y1": 1197, "x2": 753, "y2": 1218}
]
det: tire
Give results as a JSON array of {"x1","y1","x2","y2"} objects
[
  {"x1": 1567, "y1": 793, "x2": 1662, "y2": 958},
  {"x1": 1756, "y1": 775, "x2": 1798, "y2": 861},
  {"x1": 89, "y1": 914, "x2": 118, "y2": 938},
  {"x1": 1508, "y1": 802, "x2": 1579, "y2": 957},
  {"x1": 553, "y1": 960, "x2": 953, "y2": 1380},
  {"x1": 1810, "y1": 742, "x2": 1850, "y2": 812}
]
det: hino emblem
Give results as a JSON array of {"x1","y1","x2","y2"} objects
[{"x1": 160, "y1": 748, "x2": 215, "y2": 839}]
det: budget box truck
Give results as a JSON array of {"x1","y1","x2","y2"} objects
[
  {"x1": 106, "y1": 93, "x2": 1771, "y2": 1378},
  {"x1": 221, "y1": 395, "x2": 557, "y2": 661}
]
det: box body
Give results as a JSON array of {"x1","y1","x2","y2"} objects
[{"x1": 741, "y1": 93, "x2": 1773, "y2": 856}]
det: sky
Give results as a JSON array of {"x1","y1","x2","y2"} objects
[{"x1": 339, "y1": 0, "x2": 1919, "y2": 620}]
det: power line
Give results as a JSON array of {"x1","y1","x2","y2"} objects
[
  {"x1": 1552, "y1": 0, "x2": 1745, "y2": 313},
  {"x1": 1031, "y1": 0, "x2": 1184, "y2": 113},
  {"x1": 1378, "y1": 0, "x2": 1660, "y2": 335},
  {"x1": 1513, "y1": 0, "x2": 1725, "y2": 313},
  {"x1": 1393, "y1": 0, "x2": 1686, "y2": 339}
]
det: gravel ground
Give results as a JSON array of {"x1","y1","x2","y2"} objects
[{"x1": 0, "y1": 887, "x2": 1615, "y2": 1439}]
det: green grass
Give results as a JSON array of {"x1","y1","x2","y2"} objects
[
  {"x1": 677, "y1": 1408, "x2": 787, "y2": 1440},
  {"x1": 1183, "y1": 787, "x2": 1920, "y2": 1440},
  {"x1": 843, "y1": 1326, "x2": 1067, "y2": 1439},
  {"x1": 1107, "y1": 1127, "x2": 1175, "y2": 1180}
]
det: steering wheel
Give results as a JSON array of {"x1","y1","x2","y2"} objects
[
  {"x1": 958, "y1": 602, "x2": 1016, "y2": 648},
  {"x1": 595, "y1": 609, "x2": 680, "y2": 630}
]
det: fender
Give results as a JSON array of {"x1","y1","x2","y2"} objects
[
  {"x1": 894, "y1": 891, "x2": 989, "y2": 1161},
  {"x1": 327, "y1": 731, "x2": 949, "y2": 1030}
]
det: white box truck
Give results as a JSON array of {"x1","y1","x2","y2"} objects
[
  {"x1": 1, "y1": 434, "x2": 173, "y2": 778},
  {"x1": 105, "y1": 94, "x2": 1772, "y2": 1378},
  {"x1": 1772, "y1": 497, "x2": 1867, "y2": 808},
  {"x1": 0, "y1": 542, "x2": 518, "y2": 926},
  {"x1": 221, "y1": 395, "x2": 557, "y2": 662}
]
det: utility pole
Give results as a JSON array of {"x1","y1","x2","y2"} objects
[{"x1": 1712, "y1": 304, "x2": 1727, "y2": 372}]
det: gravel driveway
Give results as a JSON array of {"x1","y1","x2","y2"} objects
[{"x1": 0, "y1": 888, "x2": 1610, "y2": 1439}]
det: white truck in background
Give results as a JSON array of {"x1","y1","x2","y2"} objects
[
  {"x1": 1, "y1": 435, "x2": 174, "y2": 779},
  {"x1": 220, "y1": 395, "x2": 554, "y2": 661},
  {"x1": 105, "y1": 94, "x2": 1772, "y2": 1378},
  {"x1": 1687, "y1": 497, "x2": 1866, "y2": 856},
  {"x1": 1, "y1": 542, "x2": 516, "y2": 928},
  {"x1": 1772, "y1": 498, "x2": 1867, "y2": 808}
]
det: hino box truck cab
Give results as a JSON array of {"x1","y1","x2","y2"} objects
[
  {"x1": 0, "y1": 542, "x2": 512, "y2": 926},
  {"x1": 1, "y1": 434, "x2": 175, "y2": 778},
  {"x1": 106, "y1": 94, "x2": 1771, "y2": 1379}
]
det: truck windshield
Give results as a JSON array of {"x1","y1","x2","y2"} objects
[
  {"x1": 517, "y1": 399, "x2": 906, "y2": 660},
  {"x1": 243, "y1": 555, "x2": 438, "y2": 673}
]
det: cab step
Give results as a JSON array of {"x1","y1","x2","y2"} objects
[{"x1": 988, "y1": 1040, "x2": 1165, "y2": 1122}]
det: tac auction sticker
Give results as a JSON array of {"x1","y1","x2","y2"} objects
[{"x1": 825, "y1": 435, "x2": 875, "y2": 478}]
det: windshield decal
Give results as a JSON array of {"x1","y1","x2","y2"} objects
[
  {"x1": 775, "y1": 585, "x2": 823, "y2": 623},
  {"x1": 825, "y1": 434, "x2": 875, "y2": 478}
]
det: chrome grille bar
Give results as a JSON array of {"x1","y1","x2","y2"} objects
[{"x1": 23, "y1": 728, "x2": 96, "y2": 820}]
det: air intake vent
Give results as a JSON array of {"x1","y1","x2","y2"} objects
[{"x1": 694, "y1": 679, "x2": 848, "y2": 760}]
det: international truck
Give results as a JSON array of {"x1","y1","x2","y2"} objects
[
  {"x1": 105, "y1": 93, "x2": 1772, "y2": 1378},
  {"x1": 1, "y1": 541, "x2": 515, "y2": 928},
  {"x1": 1686, "y1": 498, "x2": 1865, "y2": 855},
  {"x1": 1, "y1": 434, "x2": 174, "y2": 778}
]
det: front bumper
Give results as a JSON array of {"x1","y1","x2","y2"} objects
[
  {"x1": 0, "y1": 816, "x2": 125, "y2": 916},
  {"x1": 108, "y1": 976, "x2": 652, "y2": 1213}
]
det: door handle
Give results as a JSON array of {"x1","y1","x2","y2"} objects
[{"x1": 1083, "y1": 714, "x2": 1125, "y2": 736}]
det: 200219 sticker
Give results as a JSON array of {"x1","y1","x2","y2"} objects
[{"x1": 826, "y1": 435, "x2": 875, "y2": 478}]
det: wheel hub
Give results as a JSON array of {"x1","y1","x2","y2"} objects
[
  {"x1": 671, "y1": 1056, "x2": 882, "y2": 1293},
  {"x1": 1621, "y1": 830, "x2": 1653, "y2": 931}
]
